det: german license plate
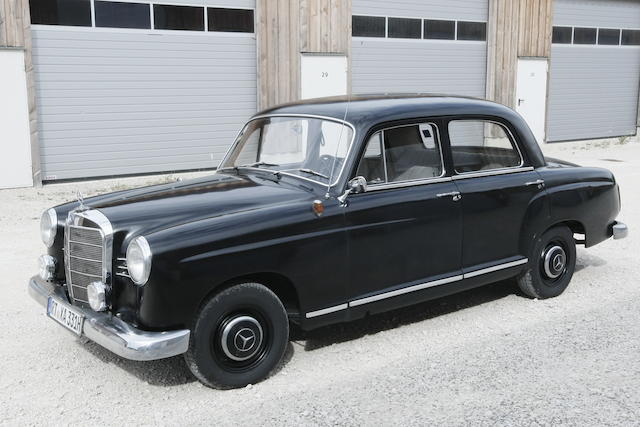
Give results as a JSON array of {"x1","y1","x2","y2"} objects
[{"x1": 47, "y1": 297, "x2": 84, "y2": 336}]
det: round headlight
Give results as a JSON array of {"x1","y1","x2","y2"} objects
[
  {"x1": 126, "y1": 236, "x2": 152, "y2": 285},
  {"x1": 40, "y1": 208, "x2": 57, "y2": 247}
]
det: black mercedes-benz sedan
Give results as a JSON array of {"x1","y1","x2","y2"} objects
[{"x1": 29, "y1": 95, "x2": 627, "y2": 388}]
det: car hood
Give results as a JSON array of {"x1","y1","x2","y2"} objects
[{"x1": 64, "y1": 172, "x2": 308, "y2": 236}]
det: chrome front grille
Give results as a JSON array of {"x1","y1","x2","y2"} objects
[{"x1": 64, "y1": 210, "x2": 113, "y2": 306}]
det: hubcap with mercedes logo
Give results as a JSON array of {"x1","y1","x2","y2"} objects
[
  {"x1": 220, "y1": 315, "x2": 264, "y2": 362},
  {"x1": 543, "y1": 245, "x2": 567, "y2": 280}
]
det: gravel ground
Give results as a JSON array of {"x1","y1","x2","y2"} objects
[{"x1": 1, "y1": 139, "x2": 639, "y2": 426}]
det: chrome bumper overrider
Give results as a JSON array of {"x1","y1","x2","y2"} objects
[
  {"x1": 28, "y1": 276, "x2": 190, "y2": 361},
  {"x1": 613, "y1": 221, "x2": 628, "y2": 240}
]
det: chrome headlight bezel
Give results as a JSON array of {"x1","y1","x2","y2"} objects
[
  {"x1": 126, "y1": 236, "x2": 152, "y2": 286},
  {"x1": 40, "y1": 208, "x2": 57, "y2": 248}
]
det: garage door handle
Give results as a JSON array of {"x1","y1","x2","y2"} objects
[{"x1": 437, "y1": 191, "x2": 462, "y2": 201}]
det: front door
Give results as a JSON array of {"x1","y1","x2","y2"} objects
[{"x1": 344, "y1": 122, "x2": 462, "y2": 305}]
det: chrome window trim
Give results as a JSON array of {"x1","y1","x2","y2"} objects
[
  {"x1": 304, "y1": 257, "x2": 529, "y2": 318},
  {"x1": 65, "y1": 209, "x2": 113, "y2": 304},
  {"x1": 365, "y1": 176, "x2": 453, "y2": 192},
  {"x1": 448, "y1": 119, "x2": 525, "y2": 175},
  {"x1": 217, "y1": 113, "x2": 357, "y2": 188},
  {"x1": 359, "y1": 121, "x2": 447, "y2": 191},
  {"x1": 451, "y1": 166, "x2": 534, "y2": 180}
]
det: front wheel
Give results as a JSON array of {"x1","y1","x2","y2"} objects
[
  {"x1": 517, "y1": 225, "x2": 576, "y2": 299},
  {"x1": 184, "y1": 282, "x2": 289, "y2": 389}
]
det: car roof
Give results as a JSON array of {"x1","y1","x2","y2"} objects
[
  {"x1": 256, "y1": 94, "x2": 519, "y2": 127},
  {"x1": 256, "y1": 93, "x2": 546, "y2": 169}
]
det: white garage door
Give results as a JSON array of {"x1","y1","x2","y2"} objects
[
  {"x1": 351, "y1": 0, "x2": 488, "y2": 98},
  {"x1": 548, "y1": 0, "x2": 640, "y2": 142},
  {"x1": 31, "y1": 0, "x2": 256, "y2": 181}
]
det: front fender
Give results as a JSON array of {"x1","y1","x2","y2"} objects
[{"x1": 136, "y1": 198, "x2": 348, "y2": 330}]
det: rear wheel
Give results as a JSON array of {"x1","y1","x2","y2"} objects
[
  {"x1": 184, "y1": 282, "x2": 289, "y2": 389},
  {"x1": 517, "y1": 225, "x2": 576, "y2": 299}
]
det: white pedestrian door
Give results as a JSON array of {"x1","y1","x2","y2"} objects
[{"x1": 515, "y1": 58, "x2": 548, "y2": 144}]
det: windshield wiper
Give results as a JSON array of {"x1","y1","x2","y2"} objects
[
  {"x1": 286, "y1": 168, "x2": 329, "y2": 179},
  {"x1": 239, "y1": 161, "x2": 280, "y2": 168}
]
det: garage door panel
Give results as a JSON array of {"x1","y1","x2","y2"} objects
[
  {"x1": 37, "y1": 98, "x2": 256, "y2": 112},
  {"x1": 42, "y1": 144, "x2": 231, "y2": 160},
  {"x1": 37, "y1": 81, "x2": 256, "y2": 93},
  {"x1": 39, "y1": 114, "x2": 252, "y2": 132},
  {"x1": 41, "y1": 136, "x2": 230, "y2": 153},
  {"x1": 353, "y1": 40, "x2": 486, "y2": 97},
  {"x1": 32, "y1": 25, "x2": 256, "y2": 181},
  {"x1": 32, "y1": 29, "x2": 255, "y2": 46},
  {"x1": 38, "y1": 102, "x2": 257, "y2": 117},
  {"x1": 553, "y1": 0, "x2": 640, "y2": 28},
  {"x1": 351, "y1": 0, "x2": 487, "y2": 99},
  {"x1": 34, "y1": 55, "x2": 256, "y2": 67},
  {"x1": 548, "y1": 0, "x2": 640, "y2": 142},
  {"x1": 34, "y1": 63, "x2": 256, "y2": 76},
  {"x1": 43, "y1": 157, "x2": 225, "y2": 177},
  {"x1": 353, "y1": 0, "x2": 487, "y2": 21},
  {"x1": 548, "y1": 45, "x2": 640, "y2": 142}
]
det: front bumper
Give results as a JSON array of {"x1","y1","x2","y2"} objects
[
  {"x1": 28, "y1": 276, "x2": 190, "y2": 361},
  {"x1": 613, "y1": 221, "x2": 628, "y2": 240}
]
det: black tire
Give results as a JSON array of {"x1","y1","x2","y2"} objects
[
  {"x1": 517, "y1": 225, "x2": 576, "y2": 299},
  {"x1": 184, "y1": 282, "x2": 289, "y2": 389}
]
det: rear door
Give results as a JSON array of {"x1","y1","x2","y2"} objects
[{"x1": 446, "y1": 119, "x2": 544, "y2": 272}]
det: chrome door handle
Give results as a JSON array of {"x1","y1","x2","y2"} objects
[
  {"x1": 525, "y1": 179, "x2": 545, "y2": 189},
  {"x1": 437, "y1": 191, "x2": 462, "y2": 201}
]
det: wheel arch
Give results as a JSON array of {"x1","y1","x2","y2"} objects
[
  {"x1": 544, "y1": 219, "x2": 586, "y2": 243},
  {"x1": 519, "y1": 211, "x2": 587, "y2": 258},
  {"x1": 201, "y1": 272, "x2": 301, "y2": 322}
]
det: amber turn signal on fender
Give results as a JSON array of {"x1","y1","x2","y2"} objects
[{"x1": 312, "y1": 200, "x2": 324, "y2": 217}]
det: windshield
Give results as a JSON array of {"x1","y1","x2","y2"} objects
[{"x1": 219, "y1": 116, "x2": 354, "y2": 185}]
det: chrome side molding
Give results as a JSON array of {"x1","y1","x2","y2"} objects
[
  {"x1": 306, "y1": 303, "x2": 349, "y2": 319},
  {"x1": 305, "y1": 257, "x2": 529, "y2": 318},
  {"x1": 462, "y1": 258, "x2": 529, "y2": 279}
]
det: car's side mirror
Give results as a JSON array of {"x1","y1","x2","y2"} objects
[
  {"x1": 348, "y1": 176, "x2": 368, "y2": 194},
  {"x1": 338, "y1": 176, "x2": 368, "y2": 206}
]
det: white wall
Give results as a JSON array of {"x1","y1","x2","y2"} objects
[{"x1": 0, "y1": 49, "x2": 33, "y2": 189}]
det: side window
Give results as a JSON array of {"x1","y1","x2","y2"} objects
[
  {"x1": 448, "y1": 120, "x2": 522, "y2": 173},
  {"x1": 385, "y1": 124, "x2": 443, "y2": 182},
  {"x1": 356, "y1": 123, "x2": 444, "y2": 185},
  {"x1": 356, "y1": 132, "x2": 385, "y2": 184}
]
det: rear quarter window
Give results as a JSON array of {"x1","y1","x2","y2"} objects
[{"x1": 448, "y1": 121, "x2": 522, "y2": 173}]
